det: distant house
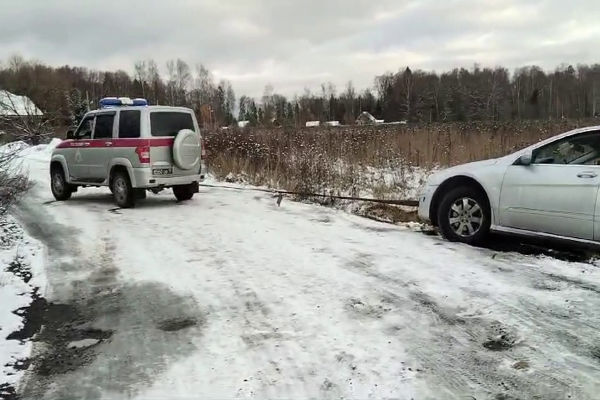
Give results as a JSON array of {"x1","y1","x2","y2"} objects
[
  {"x1": 324, "y1": 121, "x2": 340, "y2": 127},
  {"x1": 238, "y1": 120, "x2": 250, "y2": 128},
  {"x1": 0, "y1": 90, "x2": 43, "y2": 117},
  {"x1": 0, "y1": 91, "x2": 45, "y2": 143},
  {"x1": 356, "y1": 111, "x2": 383, "y2": 125},
  {"x1": 306, "y1": 121, "x2": 320, "y2": 127}
]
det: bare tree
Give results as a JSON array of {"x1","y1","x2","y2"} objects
[
  {"x1": 146, "y1": 59, "x2": 162, "y2": 104},
  {"x1": 175, "y1": 59, "x2": 191, "y2": 105},
  {"x1": 262, "y1": 84, "x2": 275, "y2": 123},
  {"x1": 166, "y1": 60, "x2": 176, "y2": 106},
  {"x1": 7, "y1": 54, "x2": 25, "y2": 72},
  {"x1": 194, "y1": 64, "x2": 214, "y2": 104},
  {"x1": 342, "y1": 81, "x2": 356, "y2": 124},
  {"x1": 321, "y1": 82, "x2": 336, "y2": 120},
  {"x1": 134, "y1": 60, "x2": 147, "y2": 98}
]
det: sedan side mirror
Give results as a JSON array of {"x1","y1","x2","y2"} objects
[
  {"x1": 517, "y1": 152, "x2": 532, "y2": 166},
  {"x1": 66, "y1": 129, "x2": 75, "y2": 139}
]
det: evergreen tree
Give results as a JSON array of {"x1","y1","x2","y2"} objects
[
  {"x1": 285, "y1": 102, "x2": 294, "y2": 125},
  {"x1": 248, "y1": 100, "x2": 258, "y2": 125},
  {"x1": 65, "y1": 89, "x2": 88, "y2": 129}
]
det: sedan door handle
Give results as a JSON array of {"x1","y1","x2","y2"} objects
[
  {"x1": 105, "y1": 142, "x2": 113, "y2": 147},
  {"x1": 577, "y1": 171, "x2": 598, "y2": 178}
]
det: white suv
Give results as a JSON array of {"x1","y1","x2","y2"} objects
[{"x1": 50, "y1": 97, "x2": 205, "y2": 208}]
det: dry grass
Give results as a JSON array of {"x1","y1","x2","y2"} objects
[{"x1": 205, "y1": 119, "x2": 597, "y2": 195}]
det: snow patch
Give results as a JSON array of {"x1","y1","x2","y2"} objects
[
  {"x1": 0, "y1": 138, "x2": 61, "y2": 160},
  {"x1": 68, "y1": 339, "x2": 101, "y2": 349},
  {"x1": 0, "y1": 140, "x2": 29, "y2": 155},
  {"x1": 0, "y1": 215, "x2": 46, "y2": 390},
  {"x1": 17, "y1": 138, "x2": 61, "y2": 161}
]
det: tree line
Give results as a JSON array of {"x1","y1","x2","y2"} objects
[
  {"x1": 0, "y1": 55, "x2": 236, "y2": 130},
  {"x1": 1, "y1": 54, "x2": 599, "y2": 130}
]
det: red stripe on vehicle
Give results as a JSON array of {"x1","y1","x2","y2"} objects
[{"x1": 56, "y1": 138, "x2": 174, "y2": 149}]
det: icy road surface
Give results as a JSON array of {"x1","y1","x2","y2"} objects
[{"x1": 4, "y1": 146, "x2": 600, "y2": 399}]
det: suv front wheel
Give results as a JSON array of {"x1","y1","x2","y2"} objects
[
  {"x1": 173, "y1": 184, "x2": 195, "y2": 202},
  {"x1": 50, "y1": 166, "x2": 73, "y2": 201},
  {"x1": 111, "y1": 171, "x2": 135, "y2": 208}
]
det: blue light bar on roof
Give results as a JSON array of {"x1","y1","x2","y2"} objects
[
  {"x1": 132, "y1": 98, "x2": 148, "y2": 106},
  {"x1": 99, "y1": 97, "x2": 148, "y2": 108},
  {"x1": 99, "y1": 97, "x2": 120, "y2": 108}
]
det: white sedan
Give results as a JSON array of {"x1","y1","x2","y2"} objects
[{"x1": 419, "y1": 125, "x2": 600, "y2": 245}]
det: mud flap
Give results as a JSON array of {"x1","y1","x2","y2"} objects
[
  {"x1": 134, "y1": 189, "x2": 147, "y2": 200},
  {"x1": 191, "y1": 181, "x2": 199, "y2": 193}
]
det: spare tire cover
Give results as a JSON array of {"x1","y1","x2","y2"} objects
[{"x1": 172, "y1": 129, "x2": 200, "y2": 170}]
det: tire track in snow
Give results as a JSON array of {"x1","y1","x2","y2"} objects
[
  {"x1": 157, "y1": 199, "x2": 415, "y2": 399},
  {"x1": 338, "y1": 242, "x2": 600, "y2": 399},
  {"x1": 14, "y1": 194, "x2": 206, "y2": 400},
  {"x1": 13, "y1": 162, "x2": 600, "y2": 399}
]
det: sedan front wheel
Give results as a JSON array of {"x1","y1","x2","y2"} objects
[{"x1": 437, "y1": 186, "x2": 491, "y2": 245}]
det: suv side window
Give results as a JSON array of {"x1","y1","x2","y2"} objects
[
  {"x1": 93, "y1": 114, "x2": 115, "y2": 139},
  {"x1": 119, "y1": 110, "x2": 141, "y2": 138},
  {"x1": 75, "y1": 115, "x2": 94, "y2": 139},
  {"x1": 150, "y1": 112, "x2": 194, "y2": 136},
  {"x1": 533, "y1": 132, "x2": 600, "y2": 165}
]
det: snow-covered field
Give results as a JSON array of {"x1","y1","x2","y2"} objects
[
  {"x1": 1, "y1": 140, "x2": 600, "y2": 399},
  {"x1": 223, "y1": 161, "x2": 431, "y2": 201}
]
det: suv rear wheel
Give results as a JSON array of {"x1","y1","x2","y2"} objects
[
  {"x1": 50, "y1": 165, "x2": 73, "y2": 201},
  {"x1": 111, "y1": 171, "x2": 135, "y2": 208},
  {"x1": 437, "y1": 185, "x2": 490, "y2": 245},
  {"x1": 173, "y1": 184, "x2": 195, "y2": 201}
]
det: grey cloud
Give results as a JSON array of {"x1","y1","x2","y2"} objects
[{"x1": 0, "y1": 0, "x2": 597, "y2": 98}]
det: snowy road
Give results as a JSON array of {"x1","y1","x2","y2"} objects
[{"x1": 3, "y1": 146, "x2": 600, "y2": 399}]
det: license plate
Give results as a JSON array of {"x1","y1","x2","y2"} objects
[{"x1": 152, "y1": 168, "x2": 172, "y2": 176}]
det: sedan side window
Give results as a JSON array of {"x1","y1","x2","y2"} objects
[
  {"x1": 75, "y1": 116, "x2": 94, "y2": 139},
  {"x1": 533, "y1": 132, "x2": 600, "y2": 165}
]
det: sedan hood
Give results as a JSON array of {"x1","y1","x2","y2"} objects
[{"x1": 427, "y1": 158, "x2": 500, "y2": 185}]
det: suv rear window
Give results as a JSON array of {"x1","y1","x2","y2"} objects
[
  {"x1": 150, "y1": 112, "x2": 194, "y2": 137},
  {"x1": 119, "y1": 110, "x2": 141, "y2": 138}
]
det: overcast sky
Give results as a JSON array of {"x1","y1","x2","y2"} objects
[{"x1": 0, "y1": 0, "x2": 598, "y2": 98}]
